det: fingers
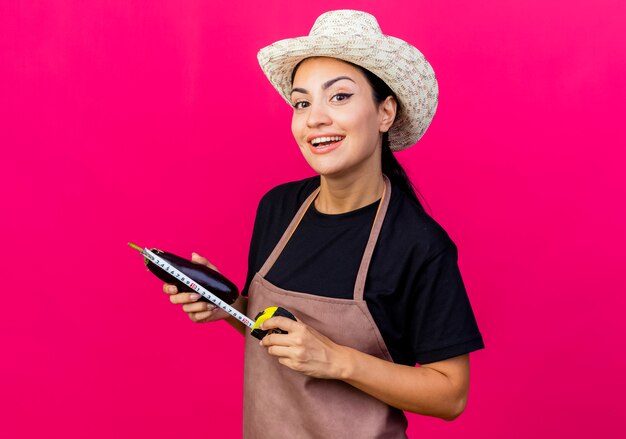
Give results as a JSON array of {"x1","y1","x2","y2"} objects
[
  {"x1": 191, "y1": 252, "x2": 219, "y2": 272},
  {"x1": 161, "y1": 252, "x2": 218, "y2": 299},
  {"x1": 163, "y1": 283, "x2": 178, "y2": 295},
  {"x1": 169, "y1": 292, "x2": 202, "y2": 304},
  {"x1": 261, "y1": 332, "x2": 295, "y2": 347},
  {"x1": 182, "y1": 301, "x2": 217, "y2": 313},
  {"x1": 161, "y1": 252, "x2": 219, "y2": 300},
  {"x1": 261, "y1": 316, "x2": 299, "y2": 332},
  {"x1": 166, "y1": 289, "x2": 219, "y2": 322},
  {"x1": 260, "y1": 317, "x2": 303, "y2": 348},
  {"x1": 161, "y1": 275, "x2": 224, "y2": 324},
  {"x1": 265, "y1": 345, "x2": 294, "y2": 357},
  {"x1": 188, "y1": 308, "x2": 219, "y2": 323}
]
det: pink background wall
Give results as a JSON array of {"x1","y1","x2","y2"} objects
[{"x1": 1, "y1": 0, "x2": 624, "y2": 437}]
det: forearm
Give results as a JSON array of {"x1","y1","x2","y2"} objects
[
  {"x1": 225, "y1": 295, "x2": 249, "y2": 336},
  {"x1": 338, "y1": 346, "x2": 465, "y2": 420},
  {"x1": 260, "y1": 317, "x2": 469, "y2": 420}
]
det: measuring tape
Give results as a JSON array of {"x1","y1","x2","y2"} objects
[{"x1": 130, "y1": 243, "x2": 295, "y2": 339}]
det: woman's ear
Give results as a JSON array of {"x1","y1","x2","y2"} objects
[{"x1": 379, "y1": 95, "x2": 397, "y2": 133}]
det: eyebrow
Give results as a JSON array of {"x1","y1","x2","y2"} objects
[{"x1": 291, "y1": 76, "x2": 356, "y2": 95}]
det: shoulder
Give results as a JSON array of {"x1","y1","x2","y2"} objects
[{"x1": 383, "y1": 182, "x2": 457, "y2": 261}]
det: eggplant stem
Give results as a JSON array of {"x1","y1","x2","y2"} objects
[{"x1": 128, "y1": 242, "x2": 144, "y2": 252}]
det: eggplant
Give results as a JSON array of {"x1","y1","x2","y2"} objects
[{"x1": 129, "y1": 243, "x2": 239, "y2": 305}]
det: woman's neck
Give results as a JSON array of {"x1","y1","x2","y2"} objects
[{"x1": 315, "y1": 170, "x2": 385, "y2": 214}]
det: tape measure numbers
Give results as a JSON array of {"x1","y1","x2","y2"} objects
[{"x1": 129, "y1": 243, "x2": 296, "y2": 339}]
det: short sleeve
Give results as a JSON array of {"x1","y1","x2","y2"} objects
[{"x1": 410, "y1": 244, "x2": 485, "y2": 364}]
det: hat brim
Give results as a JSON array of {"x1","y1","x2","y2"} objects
[{"x1": 257, "y1": 34, "x2": 438, "y2": 151}]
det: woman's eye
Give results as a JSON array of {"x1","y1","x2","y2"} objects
[
  {"x1": 293, "y1": 101, "x2": 309, "y2": 109},
  {"x1": 331, "y1": 93, "x2": 353, "y2": 102}
]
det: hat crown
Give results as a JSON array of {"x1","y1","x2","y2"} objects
[
  {"x1": 257, "y1": 9, "x2": 439, "y2": 151},
  {"x1": 309, "y1": 10, "x2": 383, "y2": 38}
]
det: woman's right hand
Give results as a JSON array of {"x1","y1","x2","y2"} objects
[{"x1": 162, "y1": 252, "x2": 230, "y2": 323}]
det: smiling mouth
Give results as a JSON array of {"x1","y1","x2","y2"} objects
[{"x1": 311, "y1": 136, "x2": 345, "y2": 148}]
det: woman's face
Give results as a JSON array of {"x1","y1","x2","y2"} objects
[{"x1": 290, "y1": 57, "x2": 395, "y2": 178}]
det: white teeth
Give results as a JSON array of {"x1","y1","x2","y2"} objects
[{"x1": 311, "y1": 136, "x2": 344, "y2": 146}]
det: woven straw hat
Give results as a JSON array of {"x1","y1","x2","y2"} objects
[{"x1": 257, "y1": 9, "x2": 439, "y2": 151}]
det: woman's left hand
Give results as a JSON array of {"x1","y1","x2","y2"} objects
[{"x1": 259, "y1": 317, "x2": 350, "y2": 380}]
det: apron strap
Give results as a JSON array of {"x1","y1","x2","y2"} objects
[
  {"x1": 353, "y1": 174, "x2": 391, "y2": 301},
  {"x1": 258, "y1": 174, "x2": 392, "y2": 301},
  {"x1": 258, "y1": 186, "x2": 321, "y2": 277}
]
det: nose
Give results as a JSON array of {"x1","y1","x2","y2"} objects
[{"x1": 306, "y1": 100, "x2": 332, "y2": 128}]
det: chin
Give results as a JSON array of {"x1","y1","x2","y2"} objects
[
  {"x1": 300, "y1": 150, "x2": 350, "y2": 177},
  {"x1": 303, "y1": 159, "x2": 345, "y2": 177},
  {"x1": 310, "y1": 162, "x2": 363, "y2": 180}
]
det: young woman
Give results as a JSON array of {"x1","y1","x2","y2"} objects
[{"x1": 164, "y1": 10, "x2": 484, "y2": 438}]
